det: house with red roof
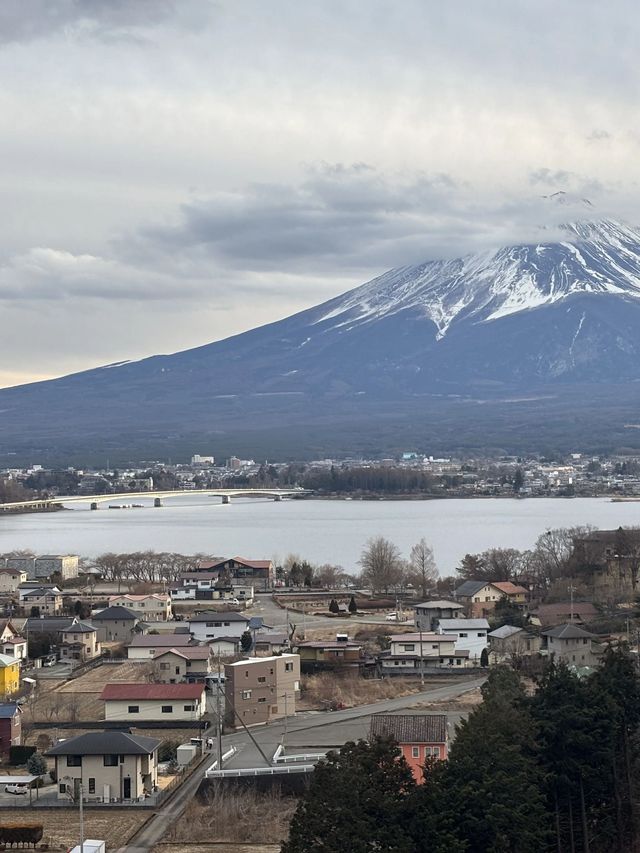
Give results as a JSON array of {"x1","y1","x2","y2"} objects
[
  {"x1": 197, "y1": 557, "x2": 274, "y2": 590},
  {"x1": 101, "y1": 682, "x2": 206, "y2": 722},
  {"x1": 152, "y1": 646, "x2": 213, "y2": 683}
]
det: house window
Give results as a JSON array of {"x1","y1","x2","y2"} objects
[
  {"x1": 257, "y1": 676, "x2": 266, "y2": 683},
  {"x1": 431, "y1": 645, "x2": 439, "y2": 650},
  {"x1": 88, "y1": 778, "x2": 95, "y2": 794},
  {"x1": 161, "y1": 705, "x2": 173, "y2": 713},
  {"x1": 103, "y1": 755, "x2": 118, "y2": 766},
  {"x1": 402, "y1": 644, "x2": 415, "y2": 651},
  {"x1": 285, "y1": 662, "x2": 293, "y2": 672},
  {"x1": 183, "y1": 704, "x2": 195, "y2": 711},
  {"x1": 411, "y1": 747, "x2": 420, "y2": 758},
  {"x1": 67, "y1": 755, "x2": 82, "y2": 767},
  {"x1": 159, "y1": 663, "x2": 169, "y2": 670},
  {"x1": 458, "y1": 632, "x2": 468, "y2": 638},
  {"x1": 242, "y1": 690, "x2": 252, "y2": 700},
  {"x1": 128, "y1": 706, "x2": 139, "y2": 714},
  {"x1": 478, "y1": 633, "x2": 486, "y2": 638},
  {"x1": 59, "y1": 783, "x2": 66, "y2": 794},
  {"x1": 258, "y1": 697, "x2": 266, "y2": 703}
]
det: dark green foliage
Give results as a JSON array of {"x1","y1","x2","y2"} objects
[
  {"x1": 9, "y1": 745, "x2": 36, "y2": 766},
  {"x1": 328, "y1": 599, "x2": 340, "y2": 614},
  {"x1": 480, "y1": 647, "x2": 489, "y2": 668},
  {"x1": 491, "y1": 596, "x2": 528, "y2": 629},
  {"x1": 0, "y1": 826, "x2": 43, "y2": 846},
  {"x1": 348, "y1": 596, "x2": 358, "y2": 614},
  {"x1": 27, "y1": 632, "x2": 54, "y2": 659},
  {"x1": 282, "y1": 737, "x2": 416, "y2": 853},
  {"x1": 26, "y1": 753, "x2": 47, "y2": 776},
  {"x1": 158, "y1": 740, "x2": 179, "y2": 762},
  {"x1": 240, "y1": 630, "x2": 253, "y2": 652}
]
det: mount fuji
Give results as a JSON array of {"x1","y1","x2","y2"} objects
[{"x1": 4, "y1": 218, "x2": 640, "y2": 461}]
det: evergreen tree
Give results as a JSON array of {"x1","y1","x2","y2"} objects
[
  {"x1": 480, "y1": 647, "x2": 489, "y2": 668},
  {"x1": 329, "y1": 598, "x2": 340, "y2": 614},
  {"x1": 282, "y1": 737, "x2": 416, "y2": 853},
  {"x1": 348, "y1": 595, "x2": 358, "y2": 614},
  {"x1": 240, "y1": 630, "x2": 253, "y2": 653}
]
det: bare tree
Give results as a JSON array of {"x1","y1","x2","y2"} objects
[
  {"x1": 359, "y1": 537, "x2": 404, "y2": 594},
  {"x1": 407, "y1": 538, "x2": 438, "y2": 599}
]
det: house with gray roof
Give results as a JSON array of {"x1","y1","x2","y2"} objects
[
  {"x1": 91, "y1": 606, "x2": 140, "y2": 644},
  {"x1": 414, "y1": 599, "x2": 465, "y2": 632},
  {"x1": 542, "y1": 623, "x2": 599, "y2": 667},
  {"x1": 488, "y1": 625, "x2": 541, "y2": 660},
  {"x1": 47, "y1": 731, "x2": 160, "y2": 802}
]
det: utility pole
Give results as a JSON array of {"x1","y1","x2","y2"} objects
[
  {"x1": 568, "y1": 585, "x2": 576, "y2": 621},
  {"x1": 419, "y1": 628, "x2": 424, "y2": 687},
  {"x1": 79, "y1": 781, "x2": 84, "y2": 853},
  {"x1": 216, "y1": 681, "x2": 223, "y2": 767}
]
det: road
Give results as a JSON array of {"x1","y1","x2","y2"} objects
[
  {"x1": 116, "y1": 676, "x2": 484, "y2": 853},
  {"x1": 246, "y1": 592, "x2": 410, "y2": 632}
]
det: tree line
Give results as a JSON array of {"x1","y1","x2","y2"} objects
[{"x1": 282, "y1": 648, "x2": 640, "y2": 853}]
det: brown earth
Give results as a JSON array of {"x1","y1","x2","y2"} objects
[{"x1": 22, "y1": 808, "x2": 148, "y2": 851}]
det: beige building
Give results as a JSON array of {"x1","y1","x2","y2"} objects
[
  {"x1": 488, "y1": 625, "x2": 541, "y2": 662},
  {"x1": 0, "y1": 568, "x2": 28, "y2": 593},
  {"x1": 34, "y1": 555, "x2": 79, "y2": 581},
  {"x1": 91, "y1": 606, "x2": 140, "y2": 644},
  {"x1": 152, "y1": 646, "x2": 212, "y2": 683},
  {"x1": 101, "y1": 682, "x2": 206, "y2": 722},
  {"x1": 60, "y1": 622, "x2": 101, "y2": 664},
  {"x1": 21, "y1": 587, "x2": 63, "y2": 616},
  {"x1": 224, "y1": 653, "x2": 300, "y2": 728},
  {"x1": 109, "y1": 594, "x2": 172, "y2": 621},
  {"x1": 542, "y1": 623, "x2": 598, "y2": 667},
  {"x1": 47, "y1": 731, "x2": 160, "y2": 802},
  {"x1": 126, "y1": 633, "x2": 193, "y2": 661}
]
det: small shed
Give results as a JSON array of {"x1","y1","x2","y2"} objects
[{"x1": 176, "y1": 743, "x2": 197, "y2": 767}]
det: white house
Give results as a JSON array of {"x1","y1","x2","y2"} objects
[
  {"x1": 437, "y1": 618, "x2": 490, "y2": 662},
  {"x1": 380, "y1": 632, "x2": 469, "y2": 674},
  {"x1": 109, "y1": 594, "x2": 172, "y2": 621},
  {"x1": 188, "y1": 611, "x2": 250, "y2": 642},
  {"x1": 542, "y1": 623, "x2": 598, "y2": 667},
  {"x1": 100, "y1": 683, "x2": 206, "y2": 722}
]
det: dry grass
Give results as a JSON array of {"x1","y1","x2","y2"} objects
[
  {"x1": 300, "y1": 673, "x2": 428, "y2": 709},
  {"x1": 32, "y1": 808, "x2": 149, "y2": 850},
  {"x1": 153, "y1": 845, "x2": 280, "y2": 853},
  {"x1": 166, "y1": 787, "x2": 297, "y2": 845},
  {"x1": 409, "y1": 685, "x2": 483, "y2": 711}
]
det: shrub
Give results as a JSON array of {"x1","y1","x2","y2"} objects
[{"x1": 26, "y1": 753, "x2": 48, "y2": 776}]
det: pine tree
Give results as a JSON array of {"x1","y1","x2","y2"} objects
[{"x1": 348, "y1": 596, "x2": 358, "y2": 614}]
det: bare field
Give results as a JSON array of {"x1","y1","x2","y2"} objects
[
  {"x1": 153, "y1": 846, "x2": 280, "y2": 853},
  {"x1": 34, "y1": 808, "x2": 148, "y2": 851},
  {"x1": 409, "y1": 685, "x2": 483, "y2": 712},
  {"x1": 299, "y1": 673, "x2": 448, "y2": 709}
]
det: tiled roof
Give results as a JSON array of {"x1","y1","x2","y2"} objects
[
  {"x1": 101, "y1": 683, "x2": 204, "y2": 701},
  {"x1": 189, "y1": 611, "x2": 249, "y2": 623},
  {"x1": 414, "y1": 600, "x2": 463, "y2": 610},
  {"x1": 129, "y1": 634, "x2": 193, "y2": 647},
  {"x1": 92, "y1": 606, "x2": 138, "y2": 621},
  {"x1": 389, "y1": 633, "x2": 458, "y2": 643},
  {"x1": 492, "y1": 582, "x2": 528, "y2": 596},
  {"x1": 488, "y1": 625, "x2": 524, "y2": 639},
  {"x1": 438, "y1": 619, "x2": 490, "y2": 630},
  {"x1": 370, "y1": 714, "x2": 447, "y2": 744},
  {"x1": 454, "y1": 581, "x2": 488, "y2": 597},
  {"x1": 152, "y1": 646, "x2": 210, "y2": 660},
  {"x1": 0, "y1": 704, "x2": 19, "y2": 718},
  {"x1": 47, "y1": 731, "x2": 160, "y2": 756},
  {"x1": 542, "y1": 623, "x2": 595, "y2": 639}
]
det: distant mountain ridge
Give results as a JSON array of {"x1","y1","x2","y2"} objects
[{"x1": 4, "y1": 218, "x2": 640, "y2": 462}]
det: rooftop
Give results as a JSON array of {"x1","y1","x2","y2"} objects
[
  {"x1": 414, "y1": 600, "x2": 463, "y2": 610},
  {"x1": 129, "y1": 634, "x2": 193, "y2": 648},
  {"x1": 47, "y1": 731, "x2": 160, "y2": 756},
  {"x1": 152, "y1": 646, "x2": 211, "y2": 660},
  {"x1": 453, "y1": 580, "x2": 489, "y2": 597},
  {"x1": 542, "y1": 623, "x2": 596, "y2": 640},
  {"x1": 63, "y1": 622, "x2": 96, "y2": 634},
  {"x1": 389, "y1": 633, "x2": 458, "y2": 643},
  {"x1": 189, "y1": 611, "x2": 249, "y2": 623},
  {"x1": 492, "y1": 582, "x2": 529, "y2": 596},
  {"x1": 438, "y1": 619, "x2": 490, "y2": 630},
  {"x1": 101, "y1": 683, "x2": 205, "y2": 701},
  {"x1": 370, "y1": 714, "x2": 448, "y2": 744},
  {"x1": 91, "y1": 606, "x2": 138, "y2": 621},
  {"x1": 0, "y1": 704, "x2": 19, "y2": 718},
  {"x1": 226, "y1": 653, "x2": 298, "y2": 667},
  {"x1": 488, "y1": 625, "x2": 524, "y2": 640}
]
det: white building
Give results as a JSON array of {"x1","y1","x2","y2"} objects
[
  {"x1": 188, "y1": 611, "x2": 250, "y2": 642},
  {"x1": 380, "y1": 633, "x2": 469, "y2": 673},
  {"x1": 100, "y1": 683, "x2": 206, "y2": 722},
  {"x1": 109, "y1": 594, "x2": 172, "y2": 621},
  {"x1": 437, "y1": 618, "x2": 490, "y2": 662},
  {"x1": 126, "y1": 634, "x2": 193, "y2": 661}
]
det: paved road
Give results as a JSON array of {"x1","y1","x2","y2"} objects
[
  {"x1": 246, "y1": 592, "x2": 410, "y2": 632},
  {"x1": 116, "y1": 676, "x2": 484, "y2": 852}
]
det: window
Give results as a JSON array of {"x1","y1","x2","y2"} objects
[
  {"x1": 285, "y1": 662, "x2": 293, "y2": 672},
  {"x1": 183, "y1": 704, "x2": 195, "y2": 711},
  {"x1": 258, "y1": 697, "x2": 266, "y2": 703},
  {"x1": 128, "y1": 705, "x2": 139, "y2": 714},
  {"x1": 175, "y1": 667, "x2": 180, "y2": 675},
  {"x1": 411, "y1": 747, "x2": 420, "y2": 758},
  {"x1": 159, "y1": 663, "x2": 169, "y2": 670},
  {"x1": 257, "y1": 676, "x2": 266, "y2": 683},
  {"x1": 431, "y1": 644, "x2": 439, "y2": 650},
  {"x1": 103, "y1": 755, "x2": 118, "y2": 766},
  {"x1": 88, "y1": 778, "x2": 95, "y2": 794},
  {"x1": 59, "y1": 783, "x2": 66, "y2": 794},
  {"x1": 241, "y1": 690, "x2": 252, "y2": 700},
  {"x1": 402, "y1": 644, "x2": 415, "y2": 651},
  {"x1": 161, "y1": 705, "x2": 173, "y2": 713},
  {"x1": 67, "y1": 755, "x2": 82, "y2": 767},
  {"x1": 477, "y1": 632, "x2": 486, "y2": 638},
  {"x1": 458, "y1": 632, "x2": 468, "y2": 638},
  {"x1": 205, "y1": 622, "x2": 214, "y2": 627}
]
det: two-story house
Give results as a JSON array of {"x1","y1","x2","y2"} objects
[
  {"x1": 126, "y1": 634, "x2": 193, "y2": 661},
  {"x1": 152, "y1": 646, "x2": 212, "y2": 683},
  {"x1": 295, "y1": 635, "x2": 364, "y2": 673},
  {"x1": 488, "y1": 625, "x2": 541, "y2": 661},
  {"x1": 60, "y1": 622, "x2": 101, "y2": 664},
  {"x1": 47, "y1": 731, "x2": 160, "y2": 802},
  {"x1": 541, "y1": 623, "x2": 598, "y2": 667},
  {"x1": 101, "y1": 683, "x2": 206, "y2": 722},
  {"x1": 414, "y1": 600, "x2": 465, "y2": 632},
  {"x1": 20, "y1": 586, "x2": 63, "y2": 616},
  {"x1": 369, "y1": 714, "x2": 448, "y2": 782},
  {"x1": 91, "y1": 606, "x2": 140, "y2": 644},
  {"x1": 379, "y1": 633, "x2": 468, "y2": 674},
  {"x1": 109, "y1": 594, "x2": 171, "y2": 622},
  {"x1": 0, "y1": 655, "x2": 20, "y2": 698},
  {"x1": 197, "y1": 557, "x2": 274, "y2": 591},
  {"x1": 224, "y1": 654, "x2": 300, "y2": 728},
  {"x1": 0, "y1": 703, "x2": 21, "y2": 757},
  {"x1": 437, "y1": 619, "x2": 489, "y2": 662},
  {"x1": 454, "y1": 581, "x2": 528, "y2": 618},
  {"x1": 0, "y1": 567, "x2": 28, "y2": 594},
  {"x1": 188, "y1": 611, "x2": 250, "y2": 643}
]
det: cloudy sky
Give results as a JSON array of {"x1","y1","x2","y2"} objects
[{"x1": 1, "y1": 0, "x2": 638, "y2": 387}]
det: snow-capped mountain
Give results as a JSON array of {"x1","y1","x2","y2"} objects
[{"x1": 3, "y1": 217, "x2": 640, "y2": 460}]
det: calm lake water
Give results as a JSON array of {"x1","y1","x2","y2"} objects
[{"x1": 1, "y1": 496, "x2": 639, "y2": 574}]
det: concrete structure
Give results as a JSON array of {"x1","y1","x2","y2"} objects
[
  {"x1": 380, "y1": 633, "x2": 468, "y2": 673},
  {"x1": 60, "y1": 622, "x2": 101, "y2": 664},
  {"x1": 437, "y1": 619, "x2": 489, "y2": 662},
  {"x1": 542, "y1": 623, "x2": 598, "y2": 667},
  {"x1": 369, "y1": 714, "x2": 448, "y2": 782},
  {"x1": 224, "y1": 653, "x2": 300, "y2": 728},
  {"x1": 126, "y1": 633, "x2": 193, "y2": 661},
  {"x1": 109, "y1": 594, "x2": 171, "y2": 622},
  {"x1": 0, "y1": 567, "x2": 28, "y2": 593},
  {"x1": 188, "y1": 611, "x2": 250, "y2": 643},
  {"x1": 101, "y1": 683, "x2": 206, "y2": 722},
  {"x1": 91, "y1": 606, "x2": 139, "y2": 644},
  {"x1": 0, "y1": 703, "x2": 21, "y2": 756},
  {"x1": 47, "y1": 731, "x2": 160, "y2": 802},
  {"x1": 152, "y1": 646, "x2": 212, "y2": 683},
  {"x1": 488, "y1": 625, "x2": 541, "y2": 661},
  {"x1": 414, "y1": 600, "x2": 465, "y2": 632},
  {"x1": 0, "y1": 655, "x2": 20, "y2": 698},
  {"x1": 33, "y1": 554, "x2": 79, "y2": 581}
]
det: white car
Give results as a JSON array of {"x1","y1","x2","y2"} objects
[
  {"x1": 385, "y1": 612, "x2": 399, "y2": 622},
  {"x1": 5, "y1": 783, "x2": 28, "y2": 795}
]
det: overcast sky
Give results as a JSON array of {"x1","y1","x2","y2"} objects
[{"x1": 1, "y1": 0, "x2": 639, "y2": 387}]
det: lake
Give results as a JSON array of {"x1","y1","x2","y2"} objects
[{"x1": 1, "y1": 496, "x2": 639, "y2": 574}]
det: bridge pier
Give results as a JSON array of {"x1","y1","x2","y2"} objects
[
  {"x1": 90, "y1": 502, "x2": 98, "y2": 511},
  {"x1": 273, "y1": 494, "x2": 282, "y2": 502},
  {"x1": 154, "y1": 497, "x2": 163, "y2": 508},
  {"x1": 221, "y1": 495, "x2": 231, "y2": 505}
]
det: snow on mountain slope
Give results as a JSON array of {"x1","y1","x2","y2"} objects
[{"x1": 312, "y1": 219, "x2": 640, "y2": 339}]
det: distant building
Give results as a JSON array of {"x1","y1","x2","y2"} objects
[
  {"x1": 453, "y1": 581, "x2": 528, "y2": 618},
  {"x1": 152, "y1": 646, "x2": 212, "y2": 683},
  {"x1": 47, "y1": 731, "x2": 160, "y2": 802},
  {"x1": 224, "y1": 654, "x2": 300, "y2": 728},
  {"x1": 90, "y1": 606, "x2": 140, "y2": 644},
  {"x1": 488, "y1": 625, "x2": 541, "y2": 661},
  {"x1": 126, "y1": 633, "x2": 193, "y2": 661},
  {"x1": 0, "y1": 655, "x2": 20, "y2": 698},
  {"x1": 531, "y1": 602, "x2": 598, "y2": 628},
  {"x1": 60, "y1": 622, "x2": 101, "y2": 665},
  {"x1": 295, "y1": 636, "x2": 364, "y2": 673},
  {"x1": 414, "y1": 600, "x2": 465, "y2": 632},
  {"x1": 0, "y1": 567, "x2": 28, "y2": 594},
  {"x1": 437, "y1": 619, "x2": 489, "y2": 662},
  {"x1": 109, "y1": 594, "x2": 172, "y2": 622},
  {"x1": 188, "y1": 611, "x2": 250, "y2": 643},
  {"x1": 0, "y1": 703, "x2": 21, "y2": 756},
  {"x1": 542, "y1": 623, "x2": 598, "y2": 667},
  {"x1": 379, "y1": 633, "x2": 468, "y2": 674},
  {"x1": 191, "y1": 455, "x2": 214, "y2": 465},
  {"x1": 370, "y1": 714, "x2": 448, "y2": 782},
  {"x1": 20, "y1": 587, "x2": 63, "y2": 616},
  {"x1": 100, "y1": 683, "x2": 206, "y2": 722},
  {"x1": 197, "y1": 557, "x2": 274, "y2": 590},
  {"x1": 34, "y1": 555, "x2": 79, "y2": 581}
]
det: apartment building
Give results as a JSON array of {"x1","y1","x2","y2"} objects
[{"x1": 224, "y1": 653, "x2": 300, "y2": 728}]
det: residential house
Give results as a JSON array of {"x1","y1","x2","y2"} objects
[
  {"x1": 454, "y1": 581, "x2": 527, "y2": 618},
  {"x1": 530, "y1": 602, "x2": 598, "y2": 628},
  {"x1": 170, "y1": 573, "x2": 255, "y2": 603},
  {"x1": 91, "y1": 606, "x2": 140, "y2": 644},
  {"x1": 204, "y1": 636, "x2": 241, "y2": 658},
  {"x1": 109, "y1": 594, "x2": 172, "y2": 622},
  {"x1": 24, "y1": 616, "x2": 78, "y2": 641},
  {"x1": 0, "y1": 655, "x2": 20, "y2": 697},
  {"x1": 60, "y1": 622, "x2": 101, "y2": 664},
  {"x1": 0, "y1": 703, "x2": 21, "y2": 757},
  {"x1": 188, "y1": 611, "x2": 250, "y2": 643},
  {"x1": 253, "y1": 632, "x2": 289, "y2": 656},
  {"x1": 541, "y1": 623, "x2": 599, "y2": 667},
  {"x1": 198, "y1": 557, "x2": 274, "y2": 590},
  {"x1": 369, "y1": 714, "x2": 448, "y2": 782},
  {"x1": 19, "y1": 586, "x2": 63, "y2": 616},
  {"x1": 414, "y1": 600, "x2": 465, "y2": 632},
  {"x1": 33, "y1": 554, "x2": 80, "y2": 581},
  {"x1": 379, "y1": 633, "x2": 467, "y2": 674},
  {"x1": 47, "y1": 731, "x2": 160, "y2": 802},
  {"x1": 296, "y1": 636, "x2": 364, "y2": 673},
  {"x1": 1, "y1": 636, "x2": 28, "y2": 661},
  {"x1": 491, "y1": 581, "x2": 529, "y2": 606},
  {"x1": 101, "y1": 683, "x2": 206, "y2": 722},
  {"x1": 126, "y1": 634, "x2": 193, "y2": 661},
  {"x1": 0, "y1": 567, "x2": 28, "y2": 593},
  {"x1": 437, "y1": 619, "x2": 490, "y2": 662},
  {"x1": 6, "y1": 556, "x2": 35, "y2": 577},
  {"x1": 224, "y1": 653, "x2": 300, "y2": 728},
  {"x1": 488, "y1": 625, "x2": 541, "y2": 662},
  {"x1": 152, "y1": 646, "x2": 212, "y2": 683}
]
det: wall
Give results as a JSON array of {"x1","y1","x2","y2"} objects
[{"x1": 104, "y1": 695, "x2": 204, "y2": 722}]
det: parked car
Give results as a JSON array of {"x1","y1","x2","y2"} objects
[
  {"x1": 385, "y1": 612, "x2": 399, "y2": 622},
  {"x1": 42, "y1": 655, "x2": 57, "y2": 667},
  {"x1": 5, "y1": 783, "x2": 28, "y2": 795}
]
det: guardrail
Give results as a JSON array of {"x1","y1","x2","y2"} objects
[
  {"x1": 205, "y1": 765, "x2": 315, "y2": 778},
  {"x1": 272, "y1": 744, "x2": 325, "y2": 764}
]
